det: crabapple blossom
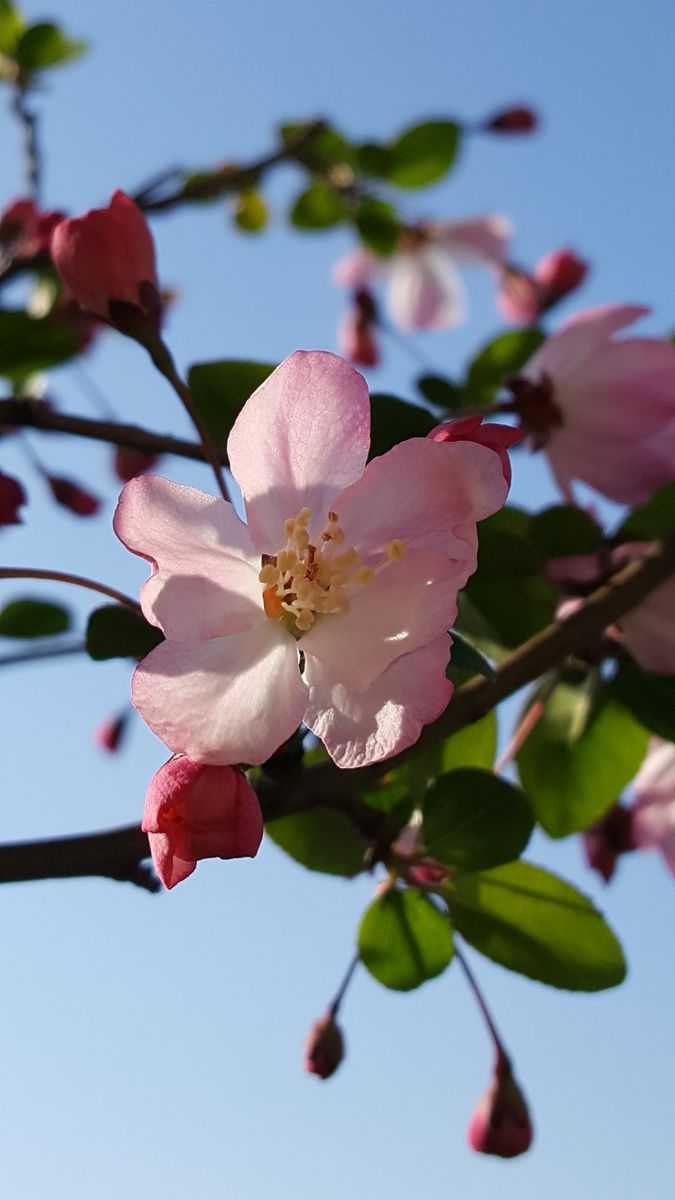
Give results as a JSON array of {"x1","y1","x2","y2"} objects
[
  {"x1": 631, "y1": 739, "x2": 675, "y2": 875},
  {"x1": 142, "y1": 756, "x2": 264, "y2": 889},
  {"x1": 115, "y1": 351, "x2": 509, "y2": 769},
  {"x1": 428, "y1": 415, "x2": 522, "y2": 486},
  {"x1": 334, "y1": 215, "x2": 511, "y2": 331},
  {"x1": 512, "y1": 305, "x2": 675, "y2": 504},
  {"x1": 497, "y1": 248, "x2": 588, "y2": 324}
]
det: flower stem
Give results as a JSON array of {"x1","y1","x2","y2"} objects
[
  {"x1": 454, "y1": 940, "x2": 509, "y2": 1066},
  {"x1": 329, "y1": 952, "x2": 360, "y2": 1018},
  {"x1": 0, "y1": 567, "x2": 141, "y2": 613}
]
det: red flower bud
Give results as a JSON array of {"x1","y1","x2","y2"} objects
[
  {"x1": 142, "y1": 757, "x2": 264, "y2": 889},
  {"x1": 582, "y1": 803, "x2": 635, "y2": 883},
  {"x1": 484, "y1": 106, "x2": 538, "y2": 134},
  {"x1": 304, "y1": 1012, "x2": 345, "y2": 1080},
  {"x1": 95, "y1": 712, "x2": 129, "y2": 754},
  {"x1": 51, "y1": 190, "x2": 160, "y2": 330},
  {"x1": 535, "y1": 248, "x2": 588, "y2": 312},
  {"x1": 338, "y1": 289, "x2": 380, "y2": 367},
  {"x1": 46, "y1": 475, "x2": 101, "y2": 516},
  {"x1": 429, "y1": 414, "x2": 522, "y2": 486},
  {"x1": 0, "y1": 471, "x2": 27, "y2": 525},
  {"x1": 113, "y1": 446, "x2": 161, "y2": 483},
  {"x1": 0, "y1": 198, "x2": 66, "y2": 259},
  {"x1": 468, "y1": 1055, "x2": 533, "y2": 1159}
]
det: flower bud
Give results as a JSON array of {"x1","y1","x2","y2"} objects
[
  {"x1": 95, "y1": 712, "x2": 129, "y2": 754},
  {"x1": 304, "y1": 1011, "x2": 345, "y2": 1080},
  {"x1": 113, "y1": 446, "x2": 161, "y2": 483},
  {"x1": 142, "y1": 757, "x2": 264, "y2": 889},
  {"x1": 497, "y1": 266, "x2": 540, "y2": 325},
  {"x1": 51, "y1": 190, "x2": 160, "y2": 334},
  {"x1": 468, "y1": 1055, "x2": 533, "y2": 1158},
  {"x1": 535, "y1": 248, "x2": 588, "y2": 312},
  {"x1": 0, "y1": 471, "x2": 26, "y2": 525},
  {"x1": 429, "y1": 414, "x2": 522, "y2": 486},
  {"x1": 484, "y1": 106, "x2": 538, "y2": 134},
  {"x1": 46, "y1": 475, "x2": 101, "y2": 517},
  {"x1": 582, "y1": 803, "x2": 635, "y2": 882},
  {"x1": 338, "y1": 289, "x2": 379, "y2": 367}
]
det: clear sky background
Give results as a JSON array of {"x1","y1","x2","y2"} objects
[{"x1": 0, "y1": 1, "x2": 673, "y2": 1197}]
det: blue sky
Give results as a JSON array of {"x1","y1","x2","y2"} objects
[{"x1": 0, "y1": 1, "x2": 673, "y2": 1196}]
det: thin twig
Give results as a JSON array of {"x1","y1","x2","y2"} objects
[
  {"x1": 11, "y1": 87, "x2": 41, "y2": 203},
  {"x1": 0, "y1": 568, "x2": 142, "y2": 613}
]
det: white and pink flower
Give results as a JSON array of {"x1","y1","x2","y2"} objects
[
  {"x1": 631, "y1": 738, "x2": 675, "y2": 875},
  {"x1": 114, "y1": 352, "x2": 509, "y2": 769}
]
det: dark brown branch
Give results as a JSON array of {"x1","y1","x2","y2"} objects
[
  {"x1": 0, "y1": 534, "x2": 673, "y2": 891},
  {"x1": 11, "y1": 87, "x2": 41, "y2": 203}
]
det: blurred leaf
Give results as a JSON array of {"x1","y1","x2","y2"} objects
[
  {"x1": 0, "y1": 597, "x2": 70, "y2": 638},
  {"x1": 517, "y1": 682, "x2": 649, "y2": 837},
  {"x1": 361, "y1": 778, "x2": 410, "y2": 814},
  {"x1": 444, "y1": 861, "x2": 626, "y2": 991},
  {"x1": 266, "y1": 807, "x2": 369, "y2": 876},
  {"x1": 15, "y1": 22, "x2": 86, "y2": 72},
  {"x1": 355, "y1": 198, "x2": 399, "y2": 257},
  {"x1": 368, "y1": 393, "x2": 435, "y2": 459},
  {"x1": 0, "y1": 310, "x2": 79, "y2": 379},
  {"x1": 279, "y1": 122, "x2": 354, "y2": 168},
  {"x1": 615, "y1": 482, "x2": 675, "y2": 540},
  {"x1": 466, "y1": 328, "x2": 545, "y2": 404},
  {"x1": 390, "y1": 709, "x2": 497, "y2": 799},
  {"x1": 86, "y1": 605, "x2": 164, "y2": 662},
  {"x1": 290, "y1": 183, "x2": 345, "y2": 229},
  {"x1": 609, "y1": 661, "x2": 675, "y2": 742},
  {"x1": 233, "y1": 188, "x2": 268, "y2": 233},
  {"x1": 450, "y1": 630, "x2": 495, "y2": 679},
  {"x1": 386, "y1": 120, "x2": 460, "y2": 188},
  {"x1": 486, "y1": 504, "x2": 531, "y2": 538},
  {"x1": 422, "y1": 769, "x2": 533, "y2": 872},
  {"x1": 358, "y1": 889, "x2": 454, "y2": 990},
  {"x1": 529, "y1": 505, "x2": 603, "y2": 558},
  {"x1": 0, "y1": 0, "x2": 24, "y2": 55},
  {"x1": 356, "y1": 142, "x2": 393, "y2": 177},
  {"x1": 471, "y1": 524, "x2": 541, "y2": 583},
  {"x1": 463, "y1": 577, "x2": 556, "y2": 648},
  {"x1": 188, "y1": 359, "x2": 275, "y2": 445},
  {"x1": 416, "y1": 373, "x2": 465, "y2": 411}
]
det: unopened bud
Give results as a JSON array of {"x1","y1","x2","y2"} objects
[
  {"x1": 95, "y1": 712, "x2": 129, "y2": 754},
  {"x1": 583, "y1": 802, "x2": 635, "y2": 883},
  {"x1": 304, "y1": 1011, "x2": 345, "y2": 1080},
  {"x1": 468, "y1": 1055, "x2": 533, "y2": 1159},
  {"x1": 0, "y1": 471, "x2": 27, "y2": 525},
  {"x1": 113, "y1": 446, "x2": 161, "y2": 483},
  {"x1": 535, "y1": 247, "x2": 588, "y2": 312},
  {"x1": 47, "y1": 475, "x2": 101, "y2": 517},
  {"x1": 484, "y1": 106, "x2": 538, "y2": 134},
  {"x1": 338, "y1": 288, "x2": 379, "y2": 367}
]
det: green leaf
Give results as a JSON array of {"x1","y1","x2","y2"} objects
[
  {"x1": 386, "y1": 120, "x2": 461, "y2": 188},
  {"x1": 233, "y1": 188, "x2": 268, "y2": 233},
  {"x1": 290, "y1": 183, "x2": 345, "y2": 229},
  {"x1": 466, "y1": 328, "x2": 545, "y2": 405},
  {"x1": 358, "y1": 889, "x2": 454, "y2": 990},
  {"x1": 355, "y1": 198, "x2": 399, "y2": 257},
  {"x1": 444, "y1": 862, "x2": 626, "y2": 991},
  {"x1": 0, "y1": 310, "x2": 79, "y2": 380},
  {"x1": 368, "y1": 393, "x2": 435, "y2": 459},
  {"x1": 266, "y1": 807, "x2": 369, "y2": 876},
  {"x1": 616, "y1": 482, "x2": 675, "y2": 540},
  {"x1": 528, "y1": 505, "x2": 603, "y2": 558},
  {"x1": 517, "y1": 682, "x2": 649, "y2": 837},
  {"x1": 0, "y1": 598, "x2": 70, "y2": 638},
  {"x1": 279, "y1": 123, "x2": 354, "y2": 169},
  {"x1": 471, "y1": 524, "x2": 541, "y2": 583},
  {"x1": 355, "y1": 142, "x2": 393, "y2": 178},
  {"x1": 449, "y1": 630, "x2": 495, "y2": 679},
  {"x1": 390, "y1": 709, "x2": 497, "y2": 799},
  {"x1": 0, "y1": 1, "x2": 24, "y2": 55},
  {"x1": 85, "y1": 605, "x2": 164, "y2": 662},
  {"x1": 423, "y1": 769, "x2": 533, "y2": 871},
  {"x1": 14, "y1": 22, "x2": 86, "y2": 72},
  {"x1": 609, "y1": 660, "x2": 675, "y2": 742},
  {"x1": 416, "y1": 373, "x2": 465, "y2": 411},
  {"x1": 463, "y1": 577, "x2": 556, "y2": 648},
  {"x1": 188, "y1": 359, "x2": 276, "y2": 445}
]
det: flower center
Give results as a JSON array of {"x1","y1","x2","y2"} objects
[
  {"x1": 504, "y1": 371, "x2": 563, "y2": 449},
  {"x1": 258, "y1": 506, "x2": 406, "y2": 637}
]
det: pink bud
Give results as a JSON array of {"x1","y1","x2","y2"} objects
[
  {"x1": 484, "y1": 106, "x2": 538, "y2": 134},
  {"x1": 0, "y1": 471, "x2": 27, "y2": 525},
  {"x1": 408, "y1": 857, "x2": 452, "y2": 886},
  {"x1": 497, "y1": 266, "x2": 541, "y2": 325},
  {"x1": 113, "y1": 446, "x2": 161, "y2": 483},
  {"x1": 0, "y1": 198, "x2": 66, "y2": 259},
  {"x1": 338, "y1": 289, "x2": 379, "y2": 367},
  {"x1": 535, "y1": 248, "x2": 588, "y2": 312},
  {"x1": 468, "y1": 1056, "x2": 533, "y2": 1159},
  {"x1": 429, "y1": 414, "x2": 522, "y2": 486},
  {"x1": 304, "y1": 1012, "x2": 345, "y2": 1080},
  {"x1": 50, "y1": 190, "x2": 159, "y2": 326},
  {"x1": 95, "y1": 712, "x2": 129, "y2": 754},
  {"x1": 582, "y1": 803, "x2": 635, "y2": 882},
  {"x1": 142, "y1": 757, "x2": 264, "y2": 889},
  {"x1": 46, "y1": 475, "x2": 101, "y2": 517}
]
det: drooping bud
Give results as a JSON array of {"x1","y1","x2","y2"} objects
[
  {"x1": 0, "y1": 471, "x2": 27, "y2": 525},
  {"x1": 304, "y1": 1011, "x2": 345, "y2": 1080},
  {"x1": 582, "y1": 803, "x2": 635, "y2": 882},
  {"x1": 429, "y1": 414, "x2": 522, "y2": 486},
  {"x1": 113, "y1": 446, "x2": 161, "y2": 483},
  {"x1": 338, "y1": 288, "x2": 379, "y2": 367},
  {"x1": 95, "y1": 712, "x2": 129, "y2": 754},
  {"x1": 484, "y1": 106, "x2": 538, "y2": 134},
  {"x1": 535, "y1": 248, "x2": 588, "y2": 313},
  {"x1": 142, "y1": 757, "x2": 264, "y2": 889},
  {"x1": 46, "y1": 474, "x2": 101, "y2": 516},
  {"x1": 468, "y1": 1054, "x2": 533, "y2": 1158}
]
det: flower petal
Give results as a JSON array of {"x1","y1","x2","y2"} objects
[
  {"x1": 147, "y1": 832, "x2": 196, "y2": 890},
  {"x1": 388, "y1": 248, "x2": 465, "y2": 330},
  {"x1": 114, "y1": 475, "x2": 262, "y2": 638},
  {"x1": 304, "y1": 635, "x2": 452, "y2": 768},
  {"x1": 434, "y1": 215, "x2": 512, "y2": 265},
  {"x1": 523, "y1": 304, "x2": 650, "y2": 382},
  {"x1": 132, "y1": 621, "x2": 306, "y2": 765},
  {"x1": 333, "y1": 247, "x2": 381, "y2": 289},
  {"x1": 303, "y1": 549, "x2": 461, "y2": 691},
  {"x1": 227, "y1": 351, "x2": 371, "y2": 551}
]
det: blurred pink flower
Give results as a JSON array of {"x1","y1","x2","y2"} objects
[
  {"x1": 497, "y1": 248, "x2": 588, "y2": 324},
  {"x1": 582, "y1": 803, "x2": 635, "y2": 883},
  {"x1": 334, "y1": 216, "x2": 511, "y2": 331},
  {"x1": 115, "y1": 351, "x2": 509, "y2": 769},
  {"x1": 631, "y1": 739, "x2": 675, "y2": 875},
  {"x1": 338, "y1": 288, "x2": 379, "y2": 366},
  {"x1": 514, "y1": 305, "x2": 675, "y2": 504},
  {"x1": 142, "y1": 756, "x2": 263, "y2": 889}
]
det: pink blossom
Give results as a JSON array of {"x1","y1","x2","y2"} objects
[
  {"x1": 0, "y1": 197, "x2": 65, "y2": 259},
  {"x1": 582, "y1": 803, "x2": 635, "y2": 883},
  {"x1": 515, "y1": 305, "x2": 675, "y2": 504},
  {"x1": 498, "y1": 249, "x2": 588, "y2": 324},
  {"x1": 468, "y1": 1054, "x2": 533, "y2": 1159},
  {"x1": 142, "y1": 756, "x2": 263, "y2": 889},
  {"x1": 304, "y1": 1012, "x2": 345, "y2": 1079},
  {"x1": 428, "y1": 415, "x2": 522, "y2": 486},
  {"x1": 631, "y1": 739, "x2": 675, "y2": 874},
  {"x1": 115, "y1": 352, "x2": 509, "y2": 769},
  {"x1": 51, "y1": 190, "x2": 159, "y2": 324},
  {"x1": 334, "y1": 216, "x2": 511, "y2": 332}
]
